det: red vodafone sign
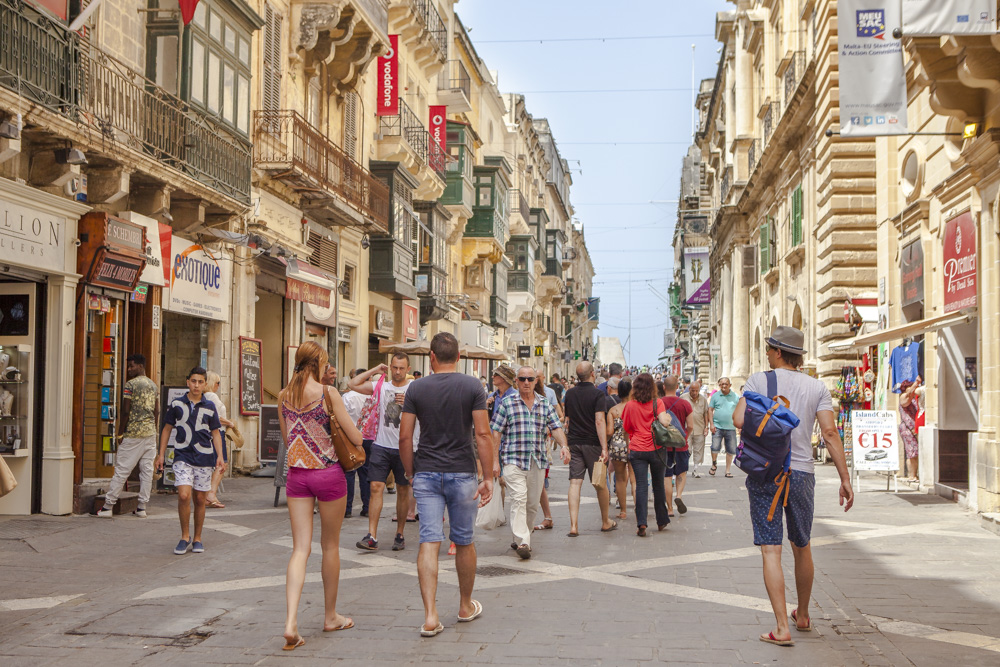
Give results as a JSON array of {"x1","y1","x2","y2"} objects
[
  {"x1": 943, "y1": 211, "x2": 976, "y2": 313},
  {"x1": 403, "y1": 302, "x2": 419, "y2": 341},
  {"x1": 429, "y1": 105, "x2": 447, "y2": 151},
  {"x1": 377, "y1": 35, "x2": 399, "y2": 116}
]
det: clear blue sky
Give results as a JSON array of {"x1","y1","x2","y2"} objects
[{"x1": 460, "y1": 1, "x2": 730, "y2": 365}]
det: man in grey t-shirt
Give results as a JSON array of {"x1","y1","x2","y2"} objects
[{"x1": 734, "y1": 326, "x2": 853, "y2": 646}]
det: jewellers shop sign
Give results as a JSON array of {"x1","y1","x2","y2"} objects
[
  {"x1": 166, "y1": 236, "x2": 232, "y2": 321},
  {"x1": 377, "y1": 35, "x2": 399, "y2": 116},
  {"x1": 943, "y1": 211, "x2": 976, "y2": 313}
]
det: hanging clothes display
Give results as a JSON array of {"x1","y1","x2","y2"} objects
[{"x1": 889, "y1": 339, "x2": 921, "y2": 392}]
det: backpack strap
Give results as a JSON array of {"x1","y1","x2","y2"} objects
[{"x1": 767, "y1": 471, "x2": 791, "y2": 522}]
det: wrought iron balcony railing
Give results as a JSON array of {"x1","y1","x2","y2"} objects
[
  {"x1": 427, "y1": 133, "x2": 446, "y2": 180},
  {"x1": 783, "y1": 51, "x2": 806, "y2": 108},
  {"x1": 414, "y1": 0, "x2": 447, "y2": 57},
  {"x1": 720, "y1": 166, "x2": 733, "y2": 205},
  {"x1": 379, "y1": 98, "x2": 427, "y2": 163},
  {"x1": 509, "y1": 189, "x2": 529, "y2": 217},
  {"x1": 762, "y1": 101, "x2": 781, "y2": 145},
  {"x1": 748, "y1": 138, "x2": 761, "y2": 174},
  {"x1": 0, "y1": 0, "x2": 252, "y2": 204},
  {"x1": 438, "y1": 60, "x2": 471, "y2": 99},
  {"x1": 254, "y1": 109, "x2": 390, "y2": 230}
]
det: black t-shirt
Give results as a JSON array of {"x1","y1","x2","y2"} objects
[
  {"x1": 563, "y1": 381, "x2": 609, "y2": 446},
  {"x1": 402, "y1": 372, "x2": 488, "y2": 474},
  {"x1": 548, "y1": 382, "x2": 564, "y2": 403}
]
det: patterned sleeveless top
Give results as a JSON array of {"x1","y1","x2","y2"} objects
[
  {"x1": 281, "y1": 395, "x2": 338, "y2": 469},
  {"x1": 609, "y1": 416, "x2": 628, "y2": 462}
]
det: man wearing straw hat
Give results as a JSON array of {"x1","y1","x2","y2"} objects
[{"x1": 733, "y1": 326, "x2": 853, "y2": 647}]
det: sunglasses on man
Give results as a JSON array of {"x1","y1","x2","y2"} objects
[{"x1": 517, "y1": 376, "x2": 536, "y2": 382}]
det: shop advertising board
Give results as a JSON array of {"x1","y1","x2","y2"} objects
[
  {"x1": 258, "y1": 404, "x2": 282, "y2": 463},
  {"x1": 851, "y1": 410, "x2": 899, "y2": 471},
  {"x1": 166, "y1": 236, "x2": 232, "y2": 321},
  {"x1": 239, "y1": 337, "x2": 262, "y2": 416}
]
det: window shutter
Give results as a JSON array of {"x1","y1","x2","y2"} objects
[
  {"x1": 742, "y1": 244, "x2": 757, "y2": 287},
  {"x1": 344, "y1": 92, "x2": 359, "y2": 161},
  {"x1": 759, "y1": 222, "x2": 770, "y2": 274},
  {"x1": 792, "y1": 185, "x2": 803, "y2": 246},
  {"x1": 263, "y1": 5, "x2": 282, "y2": 112},
  {"x1": 307, "y1": 234, "x2": 338, "y2": 276}
]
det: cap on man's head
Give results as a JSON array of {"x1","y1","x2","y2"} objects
[
  {"x1": 493, "y1": 364, "x2": 516, "y2": 386},
  {"x1": 766, "y1": 325, "x2": 807, "y2": 355}
]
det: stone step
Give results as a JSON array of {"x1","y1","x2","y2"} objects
[{"x1": 95, "y1": 491, "x2": 139, "y2": 515}]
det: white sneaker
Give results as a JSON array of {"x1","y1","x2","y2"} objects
[
  {"x1": 134, "y1": 507, "x2": 147, "y2": 518},
  {"x1": 96, "y1": 506, "x2": 113, "y2": 517}
]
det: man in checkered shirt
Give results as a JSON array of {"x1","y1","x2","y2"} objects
[{"x1": 490, "y1": 366, "x2": 568, "y2": 560}]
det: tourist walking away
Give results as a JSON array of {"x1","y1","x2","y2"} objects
[
  {"x1": 203, "y1": 371, "x2": 235, "y2": 509},
  {"x1": 562, "y1": 361, "x2": 617, "y2": 535},
  {"x1": 680, "y1": 380, "x2": 708, "y2": 478},
  {"x1": 597, "y1": 363, "x2": 623, "y2": 395},
  {"x1": 733, "y1": 326, "x2": 854, "y2": 647},
  {"x1": 491, "y1": 366, "x2": 567, "y2": 559},
  {"x1": 606, "y1": 379, "x2": 635, "y2": 520},
  {"x1": 349, "y1": 355, "x2": 419, "y2": 551},
  {"x1": 660, "y1": 375, "x2": 693, "y2": 516},
  {"x1": 622, "y1": 373, "x2": 671, "y2": 535},
  {"x1": 156, "y1": 367, "x2": 225, "y2": 555},
  {"x1": 548, "y1": 373, "x2": 565, "y2": 405},
  {"x1": 708, "y1": 377, "x2": 740, "y2": 477},
  {"x1": 98, "y1": 354, "x2": 158, "y2": 518},
  {"x1": 337, "y1": 367, "x2": 371, "y2": 517},
  {"x1": 277, "y1": 342, "x2": 363, "y2": 650},
  {"x1": 898, "y1": 379, "x2": 921, "y2": 481},
  {"x1": 398, "y1": 332, "x2": 494, "y2": 637}
]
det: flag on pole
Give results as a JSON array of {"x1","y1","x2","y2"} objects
[{"x1": 179, "y1": 0, "x2": 199, "y2": 25}]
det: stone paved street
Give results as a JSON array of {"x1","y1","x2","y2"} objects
[{"x1": 2, "y1": 462, "x2": 999, "y2": 666}]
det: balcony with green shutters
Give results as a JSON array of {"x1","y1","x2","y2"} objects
[
  {"x1": 414, "y1": 200, "x2": 452, "y2": 322},
  {"x1": 440, "y1": 121, "x2": 476, "y2": 218},
  {"x1": 784, "y1": 185, "x2": 806, "y2": 267},
  {"x1": 464, "y1": 156, "x2": 512, "y2": 249},
  {"x1": 759, "y1": 216, "x2": 779, "y2": 287},
  {"x1": 490, "y1": 257, "x2": 510, "y2": 329},
  {"x1": 368, "y1": 161, "x2": 419, "y2": 300}
]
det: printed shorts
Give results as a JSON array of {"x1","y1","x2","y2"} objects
[
  {"x1": 746, "y1": 470, "x2": 815, "y2": 547},
  {"x1": 171, "y1": 460, "x2": 213, "y2": 492},
  {"x1": 286, "y1": 464, "x2": 347, "y2": 502}
]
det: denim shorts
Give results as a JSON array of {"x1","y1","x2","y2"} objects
[
  {"x1": 746, "y1": 470, "x2": 815, "y2": 547},
  {"x1": 712, "y1": 429, "x2": 738, "y2": 455},
  {"x1": 412, "y1": 472, "x2": 480, "y2": 545}
]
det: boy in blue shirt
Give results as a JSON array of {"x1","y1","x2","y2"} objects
[{"x1": 156, "y1": 366, "x2": 226, "y2": 555}]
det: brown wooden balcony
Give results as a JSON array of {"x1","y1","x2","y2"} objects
[{"x1": 254, "y1": 110, "x2": 390, "y2": 233}]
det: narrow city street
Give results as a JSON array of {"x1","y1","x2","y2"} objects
[{"x1": 2, "y1": 464, "x2": 998, "y2": 666}]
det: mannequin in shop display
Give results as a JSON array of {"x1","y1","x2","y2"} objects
[{"x1": 0, "y1": 389, "x2": 12, "y2": 417}]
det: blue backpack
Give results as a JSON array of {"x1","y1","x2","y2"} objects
[{"x1": 735, "y1": 371, "x2": 801, "y2": 521}]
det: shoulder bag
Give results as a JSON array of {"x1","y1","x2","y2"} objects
[{"x1": 325, "y1": 388, "x2": 366, "y2": 472}]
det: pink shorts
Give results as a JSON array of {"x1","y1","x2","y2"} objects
[{"x1": 286, "y1": 464, "x2": 347, "y2": 502}]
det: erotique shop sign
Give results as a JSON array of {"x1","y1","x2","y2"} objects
[{"x1": 377, "y1": 35, "x2": 399, "y2": 117}]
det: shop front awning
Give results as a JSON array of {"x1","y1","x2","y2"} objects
[
  {"x1": 283, "y1": 257, "x2": 336, "y2": 308},
  {"x1": 828, "y1": 309, "x2": 977, "y2": 352},
  {"x1": 378, "y1": 340, "x2": 508, "y2": 361}
]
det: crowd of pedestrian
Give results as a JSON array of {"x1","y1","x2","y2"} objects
[{"x1": 107, "y1": 325, "x2": 852, "y2": 652}]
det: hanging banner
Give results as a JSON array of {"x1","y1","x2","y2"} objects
[
  {"x1": 837, "y1": 2, "x2": 908, "y2": 136},
  {"x1": 903, "y1": 0, "x2": 995, "y2": 36},
  {"x1": 851, "y1": 410, "x2": 899, "y2": 471},
  {"x1": 429, "y1": 105, "x2": 447, "y2": 151},
  {"x1": 683, "y1": 247, "x2": 710, "y2": 305},
  {"x1": 377, "y1": 35, "x2": 399, "y2": 117},
  {"x1": 943, "y1": 211, "x2": 977, "y2": 313},
  {"x1": 900, "y1": 240, "x2": 924, "y2": 307}
]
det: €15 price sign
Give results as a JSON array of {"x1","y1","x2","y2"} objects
[{"x1": 851, "y1": 410, "x2": 899, "y2": 472}]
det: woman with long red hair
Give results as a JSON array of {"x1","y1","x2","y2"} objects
[{"x1": 278, "y1": 341, "x2": 363, "y2": 650}]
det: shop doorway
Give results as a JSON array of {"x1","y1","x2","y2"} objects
[
  {"x1": 255, "y1": 289, "x2": 285, "y2": 403},
  {"x1": 161, "y1": 312, "x2": 209, "y2": 386},
  {"x1": 81, "y1": 298, "x2": 124, "y2": 481},
  {"x1": 937, "y1": 319, "x2": 978, "y2": 491}
]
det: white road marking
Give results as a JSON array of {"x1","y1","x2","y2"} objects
[
  {"x1": 203, "y1": 519, "x2": 257, "y2": 537},
  {"x1": 866, "y1": 615, "x2": 1000, "y2": 653},
  {"x1": 681, "y1": 506, "x2": 733, "y2": 516},
  {"x1": 0, "y1": 594, "x2": 83, "y2": 611},
  {"x1": 149, "y1": 508, "x2": 285, "y2": 519}
]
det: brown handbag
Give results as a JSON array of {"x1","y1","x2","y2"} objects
[{"x1": 325, "y1": 389, "x2": 366, "y2": 472}]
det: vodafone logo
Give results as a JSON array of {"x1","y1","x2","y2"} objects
[
  {"x1": 383, "y1": 46, "x2": 395, "y2": 59},
  {"x1": 432, "y1": 114, "x2": 443, "y2": 126}
]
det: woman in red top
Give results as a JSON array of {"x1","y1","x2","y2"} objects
[{"x1": 621, "y1": 373, "x2": 672, "y2": 536}]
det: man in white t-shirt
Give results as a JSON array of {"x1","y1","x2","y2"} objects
[
  {"x1": 348, "y1": 354, "x2": 420, "y2": 552},
  {"x1": 733, "y1": 326, "x2": 853, "y2": 647}
]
